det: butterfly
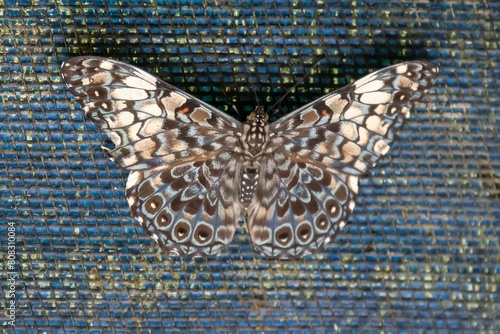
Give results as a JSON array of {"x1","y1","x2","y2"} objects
[{"x1": 61, "y1": 56, "x2": 438, "y2": 258}]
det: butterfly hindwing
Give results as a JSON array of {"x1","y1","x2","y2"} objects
[
  {"x1": 247, "y1": 150, "x2": 358, "y2": 258},
  {"x1": 61, "y1": 56, "x2": 243, "y2": 256},
  {"x1": 247, "y1": 61, "x2": 438, "y2": 258},
  {"x1": 126, "y1": 151, "x2": 242, "y2": 256}
]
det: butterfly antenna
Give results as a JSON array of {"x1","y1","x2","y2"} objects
[
  {"x1": 268, "y1": 57, "x2": 324, "y2": 116},
  {"x1": 215, "y1": 59, "x2": 244, "y2": 121},
  {"x1": 220, "y1": 84, "x2": 240, "y2": 120},
  {"x1": 248, "y1": 62, "x2": 261, "y2": 106}
]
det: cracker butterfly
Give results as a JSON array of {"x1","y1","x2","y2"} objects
[{"x1": 61, "y1": 57, "x2": 438, "y2": 258}]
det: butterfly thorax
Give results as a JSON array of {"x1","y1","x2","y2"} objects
[
  {"x1": 242, "y1": 106, "x2": 270, "y2": 157},
  {"x1": 239, "y1": 106, "x2": 270, "y2": 208}
]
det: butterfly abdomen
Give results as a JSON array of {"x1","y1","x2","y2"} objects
[{"x1": 240, "y1": 168, "x2": 260, "y2": 208}]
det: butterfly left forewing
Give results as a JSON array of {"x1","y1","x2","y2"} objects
[{"x1": 61, "y1": 56, "x2": 242, "y2": 171}]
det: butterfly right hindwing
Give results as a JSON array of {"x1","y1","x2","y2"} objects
[{"x1": 246, "y1": 150, "x2": 358, "y2": 258}]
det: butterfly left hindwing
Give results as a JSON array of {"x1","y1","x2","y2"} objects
[{"x1": 61, "y1": 56, "x2": 244, "y2": 256}]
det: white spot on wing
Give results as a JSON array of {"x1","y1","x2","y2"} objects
[
  {"x1": 99, "y1": 60, "x2": 115, "y2": 70},
  {"x1": 110, "y1": 88, "x2": 148, "y2": 100},
  {"x1": 401, "y1": 106, "x2": 411, "y2": 118},
  {"x1": 122, "y1": 152, "x2": 140, "y2": 167},
  {"x1": 354, "y1": 79, "x2": 385, "y2": 94},
  {"x1": 126, "y1": 171, "x2": 141, "y2": 190},
  {"x1": 373, "y1": 139, "x2": 390, "y2": 155},
  {"x1": 373, "y1": 104, "x2": 386, "y2": 115},
  {"x1": 136, "y1": 100, "x2": 163, "y2": 117},
  {"x1": 124, "y1": 122, "x2": 144, "y2": 142},
  {"x1": 344, "y1": 103, "x2": 367, "y2": 119},
  {"x1": 359, "y1": 91, "x2": 392, "y2": 104},
  {"x1": 353, "y1": 159, "x2": 367, "y2": 172},
  {"x1": 356, "y1": 127, "x2": 370, "y2": 146},
  {"x1": 347, "y1": 176, "x2": 359, "y2": 194},
  {"x1": 365, "y1": 115, "x2": 389, "y2": 135},
  {"x1": 324, "y1": 94, "x2": 349, "y2": 119},
  {"x1": 161, "y1": 92, "x2": 187, "y2": 119},
  {"x1": 122, "y1": 76, "x2": 157, "y2": 90},
  {"x1": 342, "y1": 141, "x2": 361, "y2": 161},
  {"x1": 395, "y1": 64, "x2": 409, "y2": 74},
  {"x1": 340, "y1": 121, "x2": 359, "y2": 140},
  {"x1": 111, "y1": 100, "x2": 128, "y2": 111},
  {"x1": 105, "y1": 111, "x2": 135, "y2": 128},
  {"x1": 140, "y1": 118, "x2": 164, "y2": 136}
]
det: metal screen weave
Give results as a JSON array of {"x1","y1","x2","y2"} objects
[{"x1": 1, "y1": 0, "x2": 499, "y2": 332}]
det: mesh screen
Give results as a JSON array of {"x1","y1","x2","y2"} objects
[{"x1": 1, "y1": 0, "x2": 499, "y2": 332}]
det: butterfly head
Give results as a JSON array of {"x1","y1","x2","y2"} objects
[{"x1": 246, "y1": 106, "x2": 269, "y2": 126}]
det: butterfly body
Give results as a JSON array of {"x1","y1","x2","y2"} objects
[
  {"x1": 236, "y1": 106, "x2": 271, "y2": 208},
  {"x1": 61, "y1": 57, "x2": 438, "y2": 258}
]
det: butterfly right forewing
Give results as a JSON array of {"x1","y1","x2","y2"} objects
[{"x1": 272, "y1": 61, "x2": 439, "y2": 175}]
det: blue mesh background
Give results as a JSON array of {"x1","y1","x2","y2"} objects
[{"x1": 1, "y1": 0, "x2": 499, "y2": 332}]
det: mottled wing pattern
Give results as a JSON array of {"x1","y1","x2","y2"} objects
[
  {"x1": 248, "y1": 61, "x2": 438, "y2": 258},
  {"x1": 61, "y1": 56, "x2": 243, "y2": 256},
  {"x1": 247, "y1": 152, "x2": 359, "y2": 258}
]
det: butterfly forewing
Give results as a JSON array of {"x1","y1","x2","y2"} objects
[
  {"x1": 61, "y1": 56, "x2": 244, "y2": 256},
  {"x1": 62, "y1": 57, "x2": 438, "y2": 258},
  {"x1": 272, "y1": 61, "x2": 438, "y2": 175}
]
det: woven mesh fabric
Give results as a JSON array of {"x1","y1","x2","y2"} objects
[{"x1": 1, "y1": 0, "x2": 499, "y2": 332}]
